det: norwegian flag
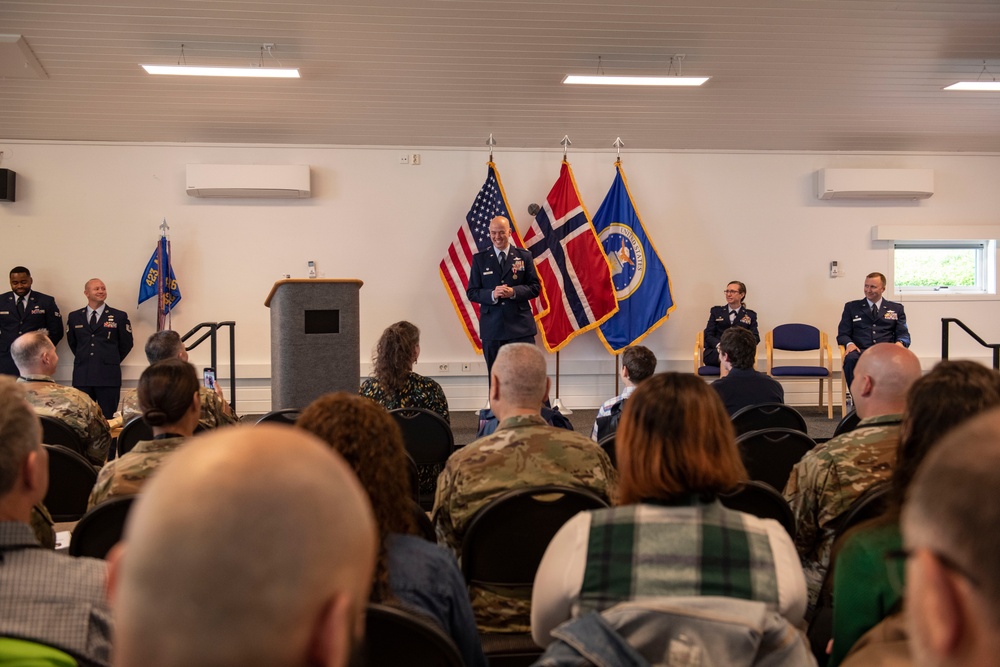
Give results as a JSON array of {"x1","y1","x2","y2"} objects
[
  {"x1": 523, "y1": 161, "x2": 619, "y2": 352},
  {"x1": 439, "y1": 162, "x2": 547, "y2": 352}
]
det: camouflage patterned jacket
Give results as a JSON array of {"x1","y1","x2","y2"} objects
[
  {"x1": 88, "y1": 436, "x2": 187, "y2": 508},
  {"x1": 782, "y1": 413, "x2": 902, "y2": 606},
  {"x1": 18, "y1": 375, "x2": 111, "y2": 466},
  {"x1": 432, "y1": 413, "x2": 618, "y2": 634},
  {"x1": 120, "y1": 386, "x2": 238, "y2": 430}
]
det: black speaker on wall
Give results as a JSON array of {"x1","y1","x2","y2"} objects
[{"x1": 0, "y1": 169, "x2": 15, "y2": 202}]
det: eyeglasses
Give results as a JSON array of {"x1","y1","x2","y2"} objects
[
  {"x1": 884, "y1": 548, "x2": 981, "y2": 595},
  {"x1": 723, "y1": 290, "x2": 741, "y2": 295}
]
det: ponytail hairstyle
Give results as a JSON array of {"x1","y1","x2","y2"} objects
[{"x1": 138, "y1": 359, "x2": 199, "y2": 428}]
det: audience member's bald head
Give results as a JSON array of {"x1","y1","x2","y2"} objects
[
  {"x1": 10, "y1": 331, "x2": 57, "y2": 377},
  {"x1": 490, "y1": 343, "x2": 549, "y2": 418},
  {"x1": 111, "y1": 425, "x2": 377, "y2": 667},
  {"x1": 850, "y1": 343, "x2": 922, "y2": 419},
  {"x1": 904, "y1": 407, "x2": 1000, "y2": 667}
]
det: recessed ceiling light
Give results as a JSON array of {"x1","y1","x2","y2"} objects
[
  {"x1": 944, "y1": 81, "x2": 1000, "y2": 91},
  {"x1": 141, "y1": 64, "x2": 299, "y2": 78},
  {"x1": 563, "y1": 74, "x2": 709, "y2": 86}
]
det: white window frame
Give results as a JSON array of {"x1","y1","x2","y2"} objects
[
  {"x1": 873, "y1": 226, "x2": 1000, "y2": 302},
  {"x1": 892, "y1": 240, "x2": 994, "y2": 294}
]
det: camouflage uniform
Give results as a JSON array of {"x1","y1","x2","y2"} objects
[
  {"x1": 432, "y1": 413, "x2": 618, "y2": 634},
  {"x1": 88, "y1": 436, "x2": 187, "y2": 508},
  {"x1": 120, "y1": 386, "x2": 238, "y2": 430},
  {"x1": 18, "y1": 375, "x2": 111, "y2": 466},
  {"x1": 782, "y1": 413, "x2": 902, "y2": 607}
]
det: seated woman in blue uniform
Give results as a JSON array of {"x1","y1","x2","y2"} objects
[{"x1": 702, "y1": 280, "x2": 759, "y2": 367}]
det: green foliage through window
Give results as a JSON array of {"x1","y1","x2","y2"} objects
[{"x1": 895, "y1": 247, "x2": 977, "y2": 288}]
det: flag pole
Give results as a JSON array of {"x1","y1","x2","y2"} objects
[
  {"x1": 611, "y1": 137, "x2": 625, "y2": 395},
  {"x1": 550, "y1": 351, "x2": 572, "y2": 415}
]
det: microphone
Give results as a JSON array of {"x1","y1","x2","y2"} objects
[{"x1": 527, "y1": 203, "x2": 541, "y2": 217}]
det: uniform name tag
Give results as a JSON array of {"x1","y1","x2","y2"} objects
[
  {"x1": 853, "y1": 316, "x2": 862, "y2": 322},
  {"x1": 74, "y1": 324, "x2": 84, "y2": 329},
  {"x1": 483, "y1": 269, "x2": 494, "y2": 275},
  {"x1": 0, "y1": 311, "x2": 7, "y2": 315}
]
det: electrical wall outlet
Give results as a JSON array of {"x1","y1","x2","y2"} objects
[
  {"x1": 462, "y1": 363, "x2": 471, "y2": 372},
  {"x1": 398, "y1": 153, "x2": 410, "y2": 165},
  {"x1": 411, "y1": 153, "x2": 421, "y2": 165},
  {"x1": 438, "y1": 363, "x2": 449, "y2": 373}
]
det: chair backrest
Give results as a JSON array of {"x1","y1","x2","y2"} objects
[
  {"x1": 364, "y1": 603, "x2": 464, "y2": 667},
  {"x1": 69, "y1": 495, "x2": 136, "y2": 559},
  {"x1": 731, "y1": 403, "x2": 807, "y2": 436},
  {"x1": 116, "y1": 417, "x2": 154, "y2": 457},
  {"x1": 43, "y1": 444, "x2": 98, "y2": 522},
  {"x1": 832, "y1": 481, "x2": 892, "y2": 541},
  {"x1": 736, "y1": 428, "x2": 816, "y2": 493},
  {"x1": 389, "y1": 408, "x2": 454, "y2": 464},
  {"x1": 461, "y1": 485, "x2": 609, "y2": 587},
  {"x1": 833, "y1": 409, "x2": 862, "y2": 437},
  {"x1": 720, "y1": 481, "x2": 797, "y2": 540},
  {"x1": 770, "y1": 323, "x2": 821, "y2": 351},
  {"x1": 39, "y1": 415, "x2": 86, "y2": 457},
  {"x1": 255, "y1": 408, "x2": 301, "y2": 425},
  {"x1": 598, "y1": 432, "x2": 616, "y2": 468}
]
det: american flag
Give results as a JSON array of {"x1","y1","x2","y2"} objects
[
  {"x1": 524, "y1": 161, "x2": 619, "y2": 352},
  {"x1": 439, "y1": 162, "x2": 546, "y2": 352}
]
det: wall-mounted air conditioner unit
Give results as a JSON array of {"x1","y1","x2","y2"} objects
[
  {"x1": 817, "y1": 168, "x2": 934, "y2": 200},
  {"x1": 186, "y1": 164, "x2": 311, "y2": 199}
]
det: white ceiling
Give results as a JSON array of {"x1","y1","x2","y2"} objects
[{"x1": 2, "y1": 0, "x2": 999, "y2": 151}]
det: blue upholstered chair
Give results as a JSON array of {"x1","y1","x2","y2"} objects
[
  {"x1": 765, "y1": 323, "x2": 837, "y2": 419},
  {"x1": 693, "y1": 331, "x2": 721, "y2": 377}
]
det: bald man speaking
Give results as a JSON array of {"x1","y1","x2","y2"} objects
[
  {"x1": 109, "y1": 425, "x2": 377, "y2": 667},
  {"x1": 466, "y1": 216, "x2": 540, "y2": 382}
]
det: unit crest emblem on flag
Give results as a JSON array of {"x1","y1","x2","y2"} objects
[{"x1": 599, "y1": 223, "x2": 646, "y2": 300}]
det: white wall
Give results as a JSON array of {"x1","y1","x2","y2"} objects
[{"x1": 2, "y1": 141, "x2": 998, "y2": 412}]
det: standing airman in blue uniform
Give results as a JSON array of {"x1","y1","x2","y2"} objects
[
  {"x1": 0, "y1": 266, "x2": 63, "y2": 377},
  {"x1": 67, "y1": 278, "x2": 134, "y2": 418}
]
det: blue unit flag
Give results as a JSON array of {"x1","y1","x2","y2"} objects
[{"x1": 594, "y1": 163, "x2": 676, "y2": 353}]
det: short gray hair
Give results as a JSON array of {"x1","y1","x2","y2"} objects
[
  {"x1": 10, "y1": 331, "x2": 52, "y2": 373},
  {"x1": 145, "y1": 331, "x2": 185, "y2": 364},
  {"x1": 493, "y1": 343, "x2": 548, "y2": 408},
  {"x1": 0, "y1": 376, "x2": 41, "y2": 495}
]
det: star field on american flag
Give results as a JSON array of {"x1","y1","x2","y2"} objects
[{"x1": 467, "y1": 169, "x2": 511, "y2": 251}]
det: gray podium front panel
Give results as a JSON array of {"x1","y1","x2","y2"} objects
[{"x1": 266, "y1": 279, "x2": 362, "y2": 410}]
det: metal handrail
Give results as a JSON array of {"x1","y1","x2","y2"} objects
[
  {"x1": 941, "y1": 318, "x2": 1000, "y2": 369},
  {"x1": 181, "y1": 321, "x2": 237, "y2": 410}
]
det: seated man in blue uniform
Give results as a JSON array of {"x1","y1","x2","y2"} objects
[
  {"x1": 837, "y1": 272, "x2": 910, "y2": 391},
  {"x1": 702, "y1": 280, "x2": 759, "y2": 367},
  {"x1": 466, "y1": 216, "x2": 541, "y2": 382}
]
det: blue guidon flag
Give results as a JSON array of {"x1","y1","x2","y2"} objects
[{"x1": 593, "y1": 162, "x2": 675, "y2": 353}]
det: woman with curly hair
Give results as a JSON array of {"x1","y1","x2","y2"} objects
[
  {"x1": 360, "y1": 321, "x2": 449, "y2": 422},
  {"x1": 297, "y1": 392, "x2": 484, "y2": 667},
  {"x1": 531, "y1": 373, "x2": 807, "y2": 654}
]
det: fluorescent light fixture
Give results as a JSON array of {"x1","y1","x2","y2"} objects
[
  {"x1": 944, "y1": 81, "x2": 1000, "y2": 91},
  {"x1": 563, "y1": 74, "x2": 709, "y2": 86},
  {"x1": 141, "y1": 64, "x2": 300, "y2": 78}
]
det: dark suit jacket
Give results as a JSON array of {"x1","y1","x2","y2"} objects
[
  {"x1": 711, "y1": 368, "x2": 785, "y2": 416},
  {"x1": 703, "y1": 305, "x2": 760, "y2": 350},
  {"x1": 836, "y1": 299, "x2": 910, "y2": 350},
  {"x1": 466, "y1": 246, "x2": 540, "y2": 341},
  {"x1": 0, "y1": 290, "x2": 64, "y2": 376},
  {"x1": 66, "y1": 305, "x2": 134, "y2": 387}
]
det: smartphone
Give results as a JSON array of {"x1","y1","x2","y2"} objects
[{"x1": 203, "y1": 367, "x2": 216, "y2": 389}]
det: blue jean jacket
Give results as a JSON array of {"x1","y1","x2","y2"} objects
[{"x1": 533, "y1": 597, "x2": 816, "y2": 667}]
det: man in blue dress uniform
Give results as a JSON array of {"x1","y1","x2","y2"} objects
[
  {"x1": 67, "y1": 278, "x2": 134, "y2": 418},
  {"x1": 837, "y1": 271, "x2": 910, "y2": 391},
  {"x1": 466, "y1": 216, "x2": 541, "y2": 382},
  {"x1": 0, "y1": 266, "x2": 63, "y2": 377}
]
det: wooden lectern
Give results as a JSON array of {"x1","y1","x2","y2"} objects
[{"x1": 265, "y1": 279, "x2": 363, "y2": 410}]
